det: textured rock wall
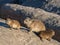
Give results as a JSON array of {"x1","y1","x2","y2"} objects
[{"x1": 0, "y1": 0, "x2": 14, "y2": 7}]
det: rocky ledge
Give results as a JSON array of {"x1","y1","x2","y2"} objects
[{"x1": 0, "y1": 19, "x2": 60, "y2": 45}]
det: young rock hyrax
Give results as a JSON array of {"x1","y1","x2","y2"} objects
[
  {"x1": 6, "y1": 18, "x2": 21, "y2": 30},
  {"x1": 24, "y1": 18, "x2": 46, "y2": 32},
  {"x1": 39, "y1": 29, "x2": 55, "y2": 41}
]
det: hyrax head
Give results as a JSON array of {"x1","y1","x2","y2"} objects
[
  {"x1": 24, "y1": 17, "x2": 33, "y2": 26},
  {"x1": 6, "y1": 18, "x2": 12, "y2": 25},
  {"x1": 46, "y1": 28, "x2": 55, "y2": 36}
]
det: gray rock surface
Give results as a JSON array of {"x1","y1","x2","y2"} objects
[
  {"x1": 0, "y1": 0, "x2": 14, "y2": 7},
  {"x1": 22, "y1": 0, "x2": 46, "y2": 8},
  {"x1": 0, "y1": 4, "x2": 60, "y2": 42},
  {"x1": 1, "y1": 0, "x2": 60, "y2": 14},
  {"x1": 21, "y1": 0, "x2": 60, "y2": 14},
  {"x1": 41, "y1": 0, "x2": 60, "y2": 14},
  {"x1": 0, "y1": 18, "x2": 60, "y2": 45}
]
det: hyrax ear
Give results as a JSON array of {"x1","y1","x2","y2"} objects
[
  {"x1": 7, "y1": 18, "x2": 11, "y2": 21},
  {"x1": 24, "y1": 17, "x2": 30, "y2": 21},
  {"x1": 26, "y1": 17, "x2": 31, "y2": 20}
]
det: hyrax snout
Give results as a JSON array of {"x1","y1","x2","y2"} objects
[{"x1": 24, "y1": 18, "x2": 46, "y2": 32}]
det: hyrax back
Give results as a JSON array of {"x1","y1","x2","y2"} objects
[
  {"x1": 24, "y1": 18, "x2": 46, "y2": 32},
  {"x1": 6, "y1": 18, "x2": 21, "y2": 29},
  {"x1": 40, "y1": 29, "x2": 55, "y2": 41}
]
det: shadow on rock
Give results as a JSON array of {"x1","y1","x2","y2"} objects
[{"x1": 0, "y1": 22, "x2": 10, "y2": 28}]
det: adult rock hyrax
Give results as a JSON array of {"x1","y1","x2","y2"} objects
[
  {"x1": 24, "y1": 17, "x2": 46, "y2": 32},
  {"x1": 6, "y1": 18, "x2": 21, "y2": 30},
  {"x1": 39, "y1": 29, "x2": 55, "y2": 41}
]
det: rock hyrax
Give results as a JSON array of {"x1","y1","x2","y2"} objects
[
  {"x1": 24, "y1": 18, "x2": 46, "y2": 32},
  {"x1": 40, "y1": 29, "x2": 55, "y2": 41},
  {"x1": 6, "y1": 18, "x2": 21, "y2": 30}
]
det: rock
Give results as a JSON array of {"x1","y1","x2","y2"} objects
[
  {"x1": 19, "y1": 0, "x2": 27, "y2": 4},
  {"x1": 0, "y1": 4, "x2": 60, "y2": 42},
  {"x1": 22, "y1": 0, "x2": 46, "y2": 8},
  {"x1": 13, "y1": 0, "x2": 28, "y2": 4},
  {"x1": 41, "y1": 0, "x2": 60, "y2": 14},
  {"x1": 0, "y1": 0, "x2": 14, "y2": 7},
  {"x1": 0, "y1": 19, "x2": 60, "y2": 45},
  {"x1": 21, "y1": 0, "x2": 60, "y2": 14}
]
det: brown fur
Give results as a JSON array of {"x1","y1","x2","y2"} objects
[
  {"x1": 6, "y1": 18, "x2": 21, "y2": 29},
  {"x1": 40, "y1": 29, "x2": 55, "y2": 41},
  {"x1": 24, "y1": 18, "x2": 46, "y2": 32}
]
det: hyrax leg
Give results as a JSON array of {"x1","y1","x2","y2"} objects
[
  {"x1": 9, "y1": 27, "x2": 13, "y2": 30},
  {"x1": 47, "y1": 38, "x2": 51, "y2": 41},
  {"x1": 29, "y1": 29, "x2": 33, "y2": 33}
]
